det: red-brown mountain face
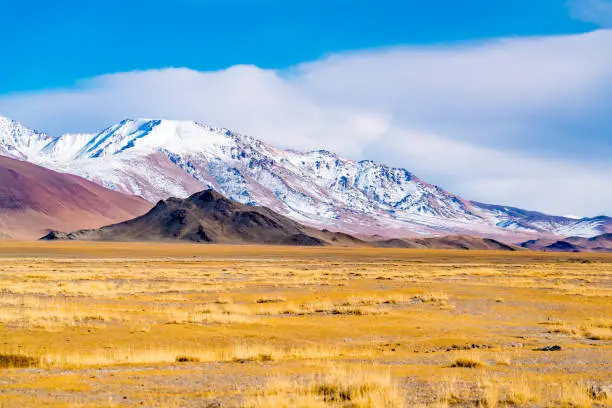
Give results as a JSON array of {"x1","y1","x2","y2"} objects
[{"x1": 0, "y1": 155, "x2": 151, "y2": 239}]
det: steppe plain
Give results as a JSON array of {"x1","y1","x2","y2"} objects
[{"x1": 0, "y1": 242, "x2": 610, "y2": 407}]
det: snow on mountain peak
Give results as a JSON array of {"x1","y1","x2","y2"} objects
[
  {"x1": 0, "y1": 116, "x2": 55, "y2": 160},
  {"x1": 72, "y1": 119, "x2": 242, "y2": 160}
]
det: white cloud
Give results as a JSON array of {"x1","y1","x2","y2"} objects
[
  {"x1": 1, "y1": 30, "x2": 611, "y2": 216},
  {"x1": 569, "y1": 0, "x2": 612, "y2": 27},
  {"x1": 294, "y1": 30, "x2": 612, "y2": 153},
  {"x1": 1, "y1": 66, "x2": 389, "y2": 158}
]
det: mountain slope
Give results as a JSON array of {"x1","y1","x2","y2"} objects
[
  {"x1": 0, "y1": 155, "x2": 151, "y2": 239},
  {"x1": 1, "y1": 116, "x2": 609, "y2": 239},
  {"x1": 41, "y1": 189, "x2": 360, "y2": 246}
]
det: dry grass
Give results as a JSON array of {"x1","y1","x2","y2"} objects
[
  {"x1": 26, "y1": 343, "x2": 374, "y2": 368},
  {"x1": 504, "y1": 375, "x2": 538, "y2": 406},
  {"x1": 412, "y1": 291, "x2": 449, "y2": 303},
  {"x1": 477, "y1": 374, "x2": 601, "y2": 408},
  {"x1": 582, "y1": 326, "x2": 612, "y2": 340},
  {"x1": 0, "y1": 242, "x2": 609, "y2": 407},
  {"x1": 430, "y1": 373, "x2": 602, "y2": 408},
  {"x1": 548, "y1": 323, "x2": 579, "y2": 336},
  {"x1": 243, "y1": 365, "x2": 405, "y2": 408}
]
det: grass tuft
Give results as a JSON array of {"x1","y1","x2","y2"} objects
[
  {"x1": 0, "y1": 353, "x2": 38, "y2": 368},
  {"x1": 450, "y1": 352, "x2": 484, "y2": 368},
  {"x1": 450, "y1": 358, "x2": 483, "y2": 368},
  {"x1": 175, "y1": 355, "x2": 200, "y2": 363}
]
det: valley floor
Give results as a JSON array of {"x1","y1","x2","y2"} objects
[{"x1": 0, "y1": 242, "x2": 610, "y2": 407}]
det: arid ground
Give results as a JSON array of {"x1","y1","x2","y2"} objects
[{"x1": 0, "y1": 242, "x2": 610, "y2": 407}]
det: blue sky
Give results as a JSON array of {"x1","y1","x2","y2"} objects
[
  {"x1": 1, "y1": 0, "x2": 611, "y2": 216},
  {"x1": 0, "y1": 0, "x2": 600, "y2": 93}
]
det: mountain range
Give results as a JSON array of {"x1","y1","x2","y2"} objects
[
  {"x1": 521, "y1": 234, "x2": 612, "y2": 253},
  {"x1": 41, "y1": 188, "x2": 522, "y2": 251},
  {"x1": 1, "y1": 115, "x2": 610, "y2": 240}
]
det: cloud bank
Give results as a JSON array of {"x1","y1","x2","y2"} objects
[{"x1": 1, "y1": 30, "x2": 611, "y2": 216}]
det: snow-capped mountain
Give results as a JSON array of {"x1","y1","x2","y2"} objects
[
  {"x1": 0, "y1": 116, "x2": 55, "y2": 160},
  {"x1": 1, "y1": 116, "x2": 609, "y2": 239}
]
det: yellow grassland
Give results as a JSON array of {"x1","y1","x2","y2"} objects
[{"x1": 0, "y1": 241, "x2": 609, "y2": 407}]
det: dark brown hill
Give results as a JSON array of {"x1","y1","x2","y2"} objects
[{"x1": 41, "y1": 189, "x2": 361, "y2": 246}]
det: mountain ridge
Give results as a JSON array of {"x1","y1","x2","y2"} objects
[{"x1": 1, "y1": 115, "x2": 609, "y2": 239}]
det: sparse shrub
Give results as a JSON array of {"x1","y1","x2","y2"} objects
[
  {"x1": 232, "y1": 353, "x2": 274, "y2": 363},
  {"x1": 450, "y1": 352, "x2": 484, "y2": 368},
  {"x1": 439, "y1": 301, "x2": 456, "y2": 311},
  {"x1": 548, "y1": 324, "x2": 578, "y2": 336},
  {"x1": 257, "y1": 353, "x2": 273, "y2": 362},
  {"x1": 331, "y1": 307, "x2": 363, "y2": 316},
  {"x1": 175, "y1": 355, "x2": 200, "y2": 363},
  {"x1": 451, "y1": 358, "x2": 483, "y2": 368},
  {"x1": 413, "y1": 291, "x2": 449, "y2": 303},
  {"x1": 214, "y1": 296, "x2": 233, "y2": 305},
  {"x1": 330, "y1": 306, "x2": 383, "y2": 316},
  {"x1": 0, "y1": 353, "x2": 38, "y2": 368},
  {"x1": 256, "y1": 296, "x2": 286, "y2": 304}
]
